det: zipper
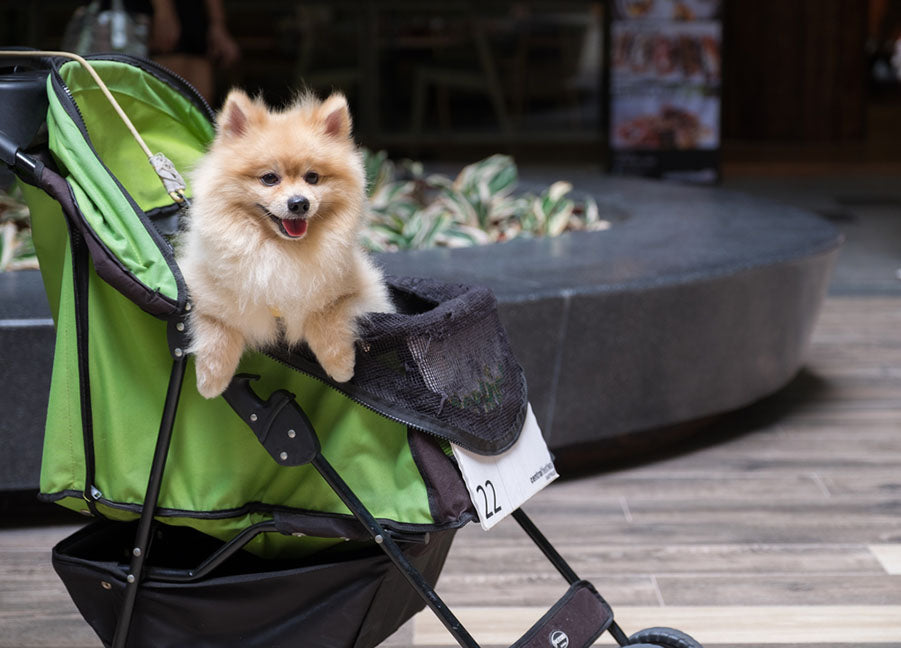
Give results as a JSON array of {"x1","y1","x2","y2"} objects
[
  {"x1": 87, "y1": 53, "x2": 216, "y2": 121},
  {"x1": 51, "y1": 53, "x2": 214, "y2": 158},
  {"x1": 52, "y1": 70, "x2": 89, "y2": 137},
  {"x1": 262, "y1": 345, "x2": 521, "y2": 456},
  {"x1": 46, "y1": 489, "x2": 442, "y2": 543},
  {"x1": 70, "y1": 226, "x2": 101, "y2": 517}
]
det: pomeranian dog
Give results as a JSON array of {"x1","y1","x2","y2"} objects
[{"x1": 178, "y1": 89, "x2": 393, "y2": 399}]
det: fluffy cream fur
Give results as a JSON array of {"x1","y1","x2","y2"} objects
[{"x1": 178, "y1": 89, "x2": 392, "y2": 398}]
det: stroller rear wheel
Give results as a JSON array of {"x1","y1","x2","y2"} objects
[{"x1": 627, "y1": 627, "x2": 703, "y2": 648}]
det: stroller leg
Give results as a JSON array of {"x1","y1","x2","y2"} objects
[
  {"x1": 513, "y1": 508, "x2": 631, "y2": 647},
  {"x1": 512, "y1": 509, "x2": 579, "y2": 584},
  {"x1": 112, "y1": 355, "x2": 187, "y2": 648},
  {"x1": 312, "y1": 454, "x2": 482, "y2": 648}
]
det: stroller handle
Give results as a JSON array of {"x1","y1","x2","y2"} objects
[{"x1": 0, "y1": 51, "x2": 49, "y2": 171}]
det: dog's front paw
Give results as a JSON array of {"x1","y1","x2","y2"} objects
[
  {"x1": 194, "y1": 357, "x2": 235, "y2": 399},
  {"x1": 319, "y1": 346, "x2": 356, "y2": 383}
]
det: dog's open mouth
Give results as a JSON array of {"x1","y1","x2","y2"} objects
[
  {"x1": 278, "y1": 217, "x2": 308, "y2": 238},
  {"x1": 258, "y1": 205, "x2": 308, "y2": 239}
]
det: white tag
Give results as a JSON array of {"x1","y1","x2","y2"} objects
[{"x1": 452, "y1": 404, "x2": 558, "y2": 530}]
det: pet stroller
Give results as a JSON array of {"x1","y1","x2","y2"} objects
[{"x1": 0, "y1": 50, "x2": 703, "y2": 648}]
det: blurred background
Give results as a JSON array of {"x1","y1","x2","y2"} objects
[{"x1": 2, "y1": 0, "x2": 899, "y2": 176}]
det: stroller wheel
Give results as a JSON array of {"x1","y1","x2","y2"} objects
[{"x1": 627, "y1": 627, "x2": 703, "y2": 648}]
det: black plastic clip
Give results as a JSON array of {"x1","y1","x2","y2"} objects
[{"x1": 222, "y1": 374, "x2": 321, "y2": 466}]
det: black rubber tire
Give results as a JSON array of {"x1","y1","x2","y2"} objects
[
  {"x1": 628, "y1": 627, "x2": 703, "y2": 648},
  {"x1": 626, "y1": 644, "x2": 660, "y2": 648}
]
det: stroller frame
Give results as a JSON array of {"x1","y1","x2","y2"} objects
[
  {"x1": 112, "y1": 339, "x2": 628, "y2": 648},
  {"x1": 1, "y1": 49, "x2": 703, "y2": 648}
]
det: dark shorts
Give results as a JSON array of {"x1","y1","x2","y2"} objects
[{"x1": 171, "y1": 0, "x2": 210, "y2": 56}]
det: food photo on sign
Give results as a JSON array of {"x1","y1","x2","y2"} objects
[{"x1": 608, "y1": 0, "x2": 722, "y2": 182}]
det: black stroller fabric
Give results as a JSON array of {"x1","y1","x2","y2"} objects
[
  {"x1": 272, "y1": 276, "x2": 529, "y2": 455},
  {"x1": 54, "y1": 520, "x2": 456, "y2": 648}
]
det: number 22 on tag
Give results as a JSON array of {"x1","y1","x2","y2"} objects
[
  {"x1": 452, "y1": 404, "x2": 558, "y2": 530},
  {"x1": 476, "y1": 479, "x2": 502, "y2": 520}
]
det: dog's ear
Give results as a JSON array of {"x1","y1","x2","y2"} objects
[
  {"x1": 219, "y1": 89, "x2": 260, "y2": 138},
  {"x1": 320, "y1": 93, "x2": 352, "y2": 139}
]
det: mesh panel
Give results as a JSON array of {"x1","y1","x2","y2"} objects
[{"x1": 267, "y1": 277, "x2": 528, "y2": 455}]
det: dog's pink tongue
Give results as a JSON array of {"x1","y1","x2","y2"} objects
[{"x1": 283, "y1": 219, "x2": 308, "y2": 237}]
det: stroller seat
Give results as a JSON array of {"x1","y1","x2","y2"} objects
[{"x1": 0, "y1": 50, "x2": 703, "y2": 648}]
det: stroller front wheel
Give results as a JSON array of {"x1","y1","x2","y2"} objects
[{"x1": 627, "y1": 627, "x2": 704, "y2": 648}]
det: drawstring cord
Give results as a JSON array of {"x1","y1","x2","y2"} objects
[{"x1": 0, "y1": 49, "x2": 188, "y2": 205}]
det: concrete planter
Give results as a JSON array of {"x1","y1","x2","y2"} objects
[
  {"x1": 376, "y1": 176, "x2": 842, "y2": 453},
  {"x1": 1, "y1": 269, "x2": 54, "y2": 490},
  {"x1": 0, "y1": 177, "x2": 842, "y2": 490}
]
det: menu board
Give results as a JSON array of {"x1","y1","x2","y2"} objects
[{"x1": 608, "y1": 0, "x2": 722, "y2": 183}]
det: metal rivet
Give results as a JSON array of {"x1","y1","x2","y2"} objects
[
  {"x1": 132, "y1": 548, "x2": 141, "y2": 557},
  {"x1": 174, "y1": 348, "x2": 183, "y2": 357},
  {"x1": 185, "y1": 303, "x2": 192, "y2": 311},
  {"x1": 101, "y1": 581, "x2": 112, "y2": 590},
  {"x1": 176, "y1": 322, "x2": 185, "y2": 332},
  {"x1": 374, "y1": 534, "x2": 384, "y2": 544},
  {"x1": 126, "y1": 574, "x2": 135, "y2": 584},
  {"x1": 279, "y1": 451, "x2": 288, "y2": 461},
  {"x1": 250, "y1": 413, "x2": 258, "y2": 422},
  {"x1": 287, "y1": 429, "x2": 296, "y2": 439}
]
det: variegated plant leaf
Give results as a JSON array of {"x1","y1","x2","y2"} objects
[
  {"x1": 581, "y1": 193, "x2": 600, "y2": 225},
  {"x1": 546, "y1": 199, "x2": 574, "y2": 237},
  {"x1": 363, "y1": 148, "x2": 395, "y2": 198},
  {"x1": 413, "y1": 211, "x2": 453, "y2": 249},
  {"x1": 438, "y1": 223, "x2": 493, "y2": 248},
  {"x1": 358, "y1": 149, "x2": 610, "y2": 253}
]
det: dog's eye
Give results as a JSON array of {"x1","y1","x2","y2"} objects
[
  {"x1": 260, "y1": 172, "x2": 280, "y2": 186},
  {"x1": 304, "y1": 171, "x2": 320, "y2": 185}
]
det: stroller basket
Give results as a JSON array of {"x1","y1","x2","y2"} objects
[
  {"x1": 2, "y1": 50, "x2": 704, "y2": 648},
  {"x1": 54, "y1": 520, "x2": 456, "y2": 648}
]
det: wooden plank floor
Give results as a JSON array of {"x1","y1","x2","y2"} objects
[{"x1": 2, "y1": 295, "x2": 900, "y2": 647}]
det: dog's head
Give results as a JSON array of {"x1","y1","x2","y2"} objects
[{"x1": 204, "y1": 89, "x2": 365, "y2": 242}]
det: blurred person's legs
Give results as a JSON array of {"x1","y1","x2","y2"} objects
[
  {"x1": 154, "y1": 53, "x2": 213, "y2": 100},
  {"x1": 150, "y1": 0, "x2": 238, "y2": 103}
]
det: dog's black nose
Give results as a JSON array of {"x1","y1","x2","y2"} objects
[{"x1": 287, "y1": 196, "x2": 310, "y2": 214}]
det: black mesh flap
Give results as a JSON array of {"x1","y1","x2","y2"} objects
[
  {"x1": 510, "y1": 581, "x2": 613, "y2": 648},
  {"x1": 269, "y1": 276, "x2": 528, "y2": 455}
]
